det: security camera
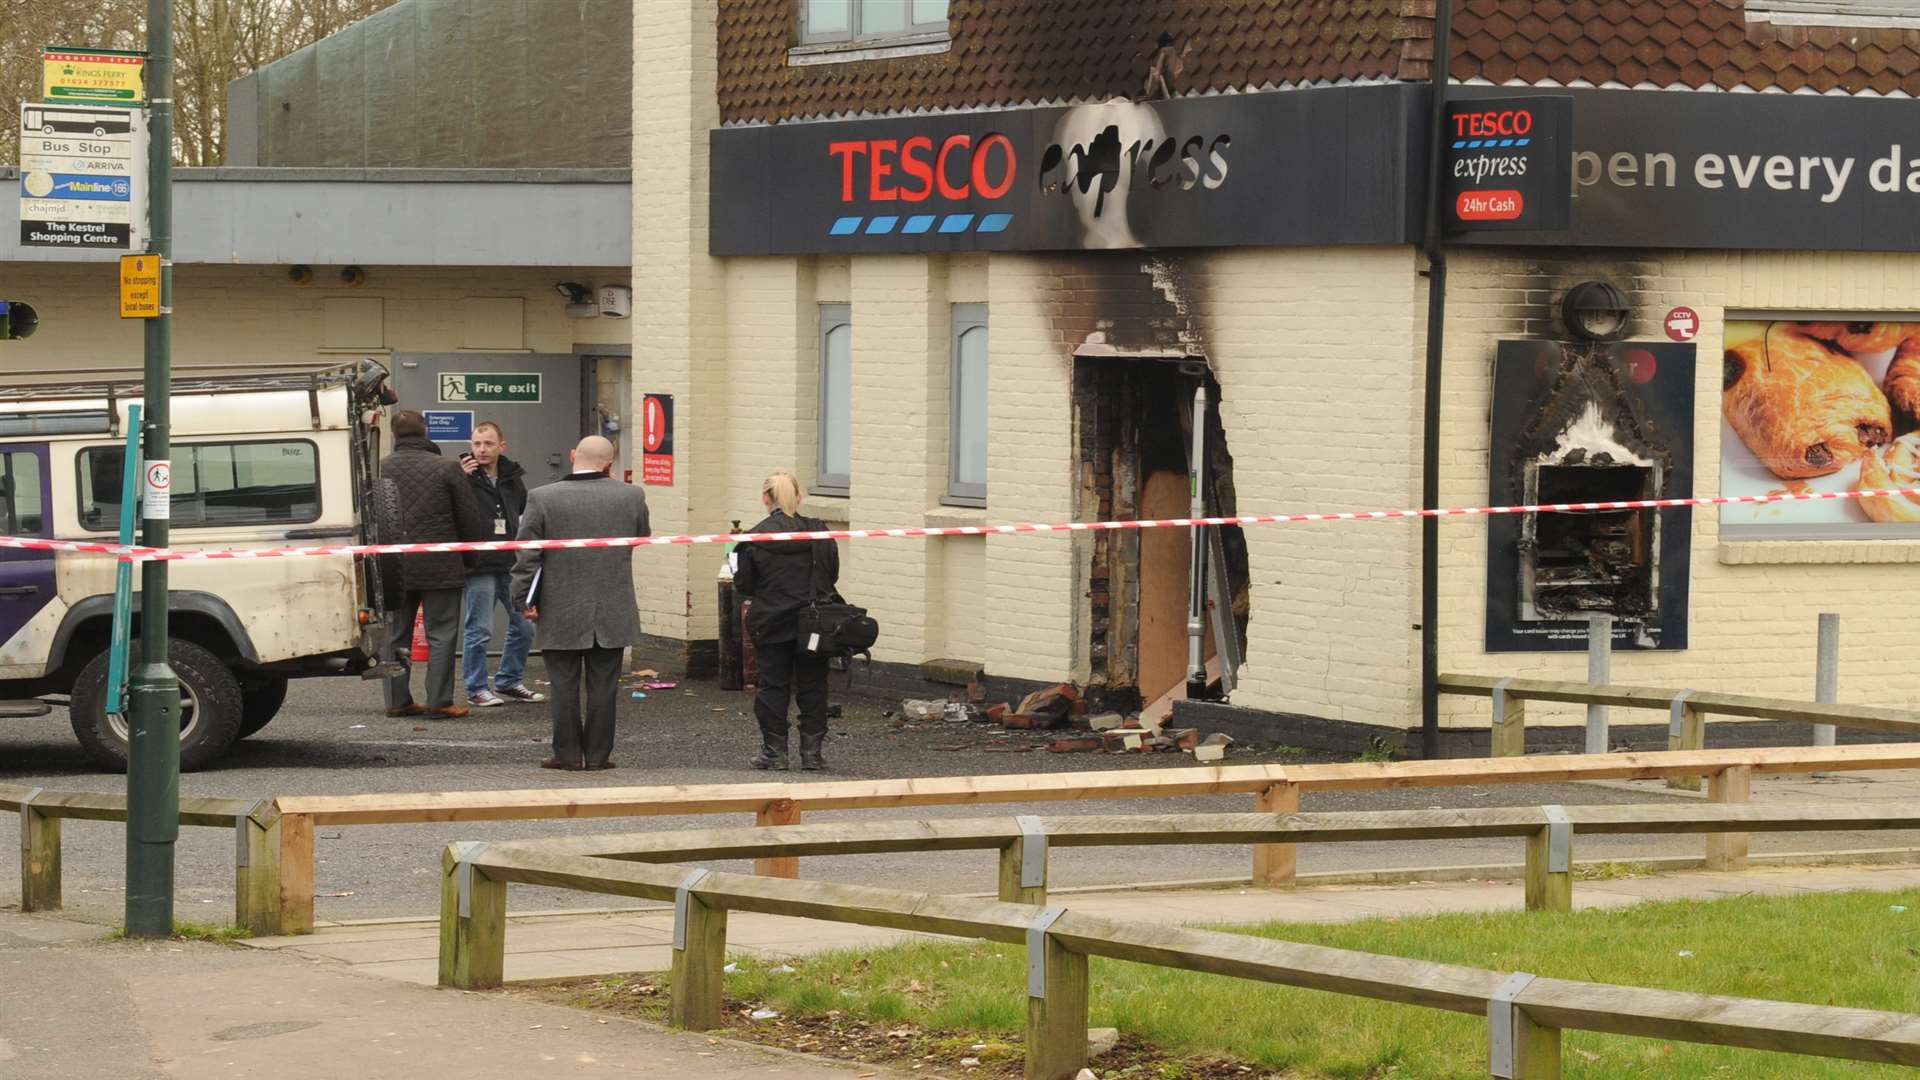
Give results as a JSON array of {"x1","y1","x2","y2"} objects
[{"x1": 597, "y1": 285, "x2": 632, "y2": 319}]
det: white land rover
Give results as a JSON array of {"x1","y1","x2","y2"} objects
[{"x1": 0, "y1": 361, "x2": 399, "y2": 770}]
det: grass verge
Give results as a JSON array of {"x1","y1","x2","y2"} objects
[
  {"x1": 525, "y1": 886, "x2": 1920, "y2": 1079},
  {"x1": 105, "y1": 921, "x2": 252, "y2": 944}
]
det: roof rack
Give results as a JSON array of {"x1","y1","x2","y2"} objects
[{"x1": 0, "y1": 359, "x2": 390, "y2": 434}]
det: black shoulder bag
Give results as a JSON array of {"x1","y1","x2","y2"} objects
[{"x1": 796, "y1": 528, "x2": 879, "y2": 660}]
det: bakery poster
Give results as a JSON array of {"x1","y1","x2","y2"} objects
[
  {"x1": 1720, "y1": 320, "x2": 1920, "y2": 537},
  {"x1": 1486, "y1": 340, "x2": 1695, "y2": 653}
]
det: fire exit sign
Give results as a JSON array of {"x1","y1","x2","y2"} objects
[{"x1": 436, "y1": 372, "x2": 540, "y2": 404}]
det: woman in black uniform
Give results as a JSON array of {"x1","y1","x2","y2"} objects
[{"x1": 732, "y1": 471, "x2": 840, "y2": 771}]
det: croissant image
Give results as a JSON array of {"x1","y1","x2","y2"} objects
[
  {"x1": 1789, "y1": 321, "x2": 1915, "y2": 356},
  {"x1": 1860, "y1": 434, "x2": 1920, "y2": 523},
  {"x1": 1888, "y1": 338, "x2": 1920, "y2": 418},
  {"x1": 1723, "y1": 328, "x2": 1892, "y2": 479}
]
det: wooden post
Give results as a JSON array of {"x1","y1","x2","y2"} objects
[
  {"x1": 1705, "y1": 765, "x2": 1751, "y2": 871},
  {"x1": 998, "y1": 834, "x2": 1048, "y2": 905},
  {"x1": 668, "y1": 891, "x2": 729, "y2": 1031},
  {"x1": 1584, "y1": 614, "x2": 1612, "y2": 755},
  {"x1": 1251, "y1": 782, "x2": 1299, "y2": 887},
  {"x1": 1665, "y1": 697, "x2": 1704, "y2": 792},
  {"x1": 753, "y1": 800, "x2": 801, "y2": 879},
  {"x1": 1025, "y1": 927, "x2": 1089, "y2": 1080},
  {"x1": 1505, "y1": 1009, "x2": 1563, "y2": 1078},
  {"x1": 20, "y1": 804, "x2": 60, "y2": 912},
  {"x1": 1523, "y1": 825, "x2": 1572, "y2": 913},
  {"x1": 1490, "y1": 684, "x2": 1526, "y2": 758},
  {"x1": 233, "y1": 808, "x2": 281, "y2": 935},
  {"x1": 276, "y1": 812, "x2": 316, "y2": 935},
  {"x1": 437, "y1": 844, "x2": 506, "y2": 990}
]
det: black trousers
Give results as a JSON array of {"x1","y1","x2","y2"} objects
[
  {"x1": 753, "y1": 638, "x2": 830, "y2": 741},
  {"x1": 544, "y1": 645, "x2": 622, "y2": 766}
]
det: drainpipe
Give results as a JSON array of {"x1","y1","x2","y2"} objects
[
  {"x1": 1418, "y1": 0, "x2": 1454, "y2": 761},
  {"x1": 1186, "y1": 382, "x2": 1209, "y2": 697}
]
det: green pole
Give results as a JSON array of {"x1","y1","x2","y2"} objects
[{"x1": 125, "y1": 0, "x2": 179, "y2": 939}]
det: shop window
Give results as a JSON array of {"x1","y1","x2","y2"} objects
[
  {"x1": 816, "y1": 304, "x2": 852, "y2": 496},
  {"x1": 946, "y1": 304, "x2": 987, "y2": 506},
  {"x1": 1720, "y1": 318, "x2": 1920, "y2": 539},
  {"x1": 798, "y1": 0, "x2": 949, "y2": 47},
  {"x1": 1744, "y1": 2, "x2": 1920, "y2": 29},
  {"x1": 79, "y1": 440, "x2": 321, "y2": 531}
]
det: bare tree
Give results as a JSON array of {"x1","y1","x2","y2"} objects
[{"x1": 3, "y1": 0, "x2": 394, "y2": 165}]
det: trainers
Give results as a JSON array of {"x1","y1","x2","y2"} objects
[
  {"x1": 468, "y1": 689, "x2": 506, "y2": 708},
  {"x1": 496, "y1": 684, "x2": 546, "y2": 703}
]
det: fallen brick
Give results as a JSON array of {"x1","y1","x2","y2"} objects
[
  {"x1": 1165, "y1": 728, "x2": 1201, "y2": 751},
  {"x1": 1101, "y1": 730, "x2": 1145, "y2": 753},
  {"x1": 1048, "y1": 737, "x2": 1103, "y2": 754},
  {"x1": 985, "y1": 703, "x2": 1009, "y2": 722},
  {"x1": 1087, "y1": 713, "x2": 1126, "y2": 732},
  {"x1": 1191, "y1": 743, "x2": 1226, "y2": 763}
]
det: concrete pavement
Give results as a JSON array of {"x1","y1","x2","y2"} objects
[
  {"x1": 0, "y1": 911, "x2": 895, "y2": 1080},
  {"x1": 242, "y1": 861, "x2": 1920, "y2": 987}
]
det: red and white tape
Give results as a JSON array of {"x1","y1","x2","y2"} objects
[{"x1": 1, "y1": 485, "x2": 1916, "y2": 563}]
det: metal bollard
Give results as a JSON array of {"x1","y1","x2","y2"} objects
[{"x1": 1585, "y1": 614, "x2": 1612, "y2": 755}]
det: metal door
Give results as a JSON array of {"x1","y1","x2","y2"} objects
[
  {"x1": 0, "y1": 444, "x2": 57, "y2": 656},
  {"x1": 390, "y1": 355, "x2": 587, "y2": 669},
  {"x1": 389, "y1": 354, "x2": 586, "y2": 485}
]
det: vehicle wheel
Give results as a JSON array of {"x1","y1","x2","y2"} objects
[
  {"x1": 237, "y1": 675, "x2": 289, "y2": 739},
  {"x1": 42, "y1": 124, "x2": 55, "y2": 135},
  {"x1": 93, "y1": 126, "x2": 107, "y2": 136},
  {"x1": 69, "y1": 640, "x2": 244, "y2": 772}
]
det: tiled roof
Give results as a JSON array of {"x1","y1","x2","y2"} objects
[
  {"x1": 718, "y1": 2, "x2": 1920, "y2": 126},
  {"x1": 1454, "y1": 0, "x2": 1920, "y2": 94},
  {"x1": 717, "y1": 0, "x2": 1425, "y2": 124}
]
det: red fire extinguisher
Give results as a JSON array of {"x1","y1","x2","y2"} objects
[{"x1": 409, "y1": 610, "x2": 430, "y2": 662}]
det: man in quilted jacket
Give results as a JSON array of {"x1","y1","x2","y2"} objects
[{"x1": 379, "y1": 409, "x2": 491, "y2": 719}]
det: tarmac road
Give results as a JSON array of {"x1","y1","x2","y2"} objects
[{"x1": 3, "y1": 645, "x2": 1914, "y2": 925}]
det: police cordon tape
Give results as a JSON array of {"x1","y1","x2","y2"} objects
[{"x1": 1, "y1": 485, "x2": 1917, "y2": 562}]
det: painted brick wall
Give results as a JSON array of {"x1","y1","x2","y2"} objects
[
  {"x1": 632, "y1": 0, "x2": 726, "y2": 641},
  {"x1": 1439, "y1": 248, "x2": 1920, "y2": 728},
  {"x1": 1192, "y1": 247, "x2": 1426, "y2": 726}
]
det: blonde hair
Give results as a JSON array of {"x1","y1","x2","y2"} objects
[{"x1": 762, "y1": 471, "x2": 802, "y2": 516}]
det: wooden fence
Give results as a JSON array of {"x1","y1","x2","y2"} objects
[
  {"x1": 1440, "y1": 674, "x2": 1920, "y2": 773},
  {"x1": 11, "y1": 744, "x2": 1920, "y2": 936},
  {"x1": 0, "y1": 783, "x2": 279, "y2": 932},
  {"x1": 439, "y1": 804, "x2": 1920, "y2": 1080}
]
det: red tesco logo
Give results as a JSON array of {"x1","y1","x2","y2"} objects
[
  {"x1": 1452, "y1": 109, "x2": 1534, "y2": 139},
  {"x1": 828, "y1": 133, "x2": 1017, "y2": 203}
]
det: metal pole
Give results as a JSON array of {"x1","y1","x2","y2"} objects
[
  {"x1": 1584, "y1": 614, "x2": 1611, "y2": 754},
  {"x1": 1185, "y1": 383, "x2": 1208, "y2": 696},
  {"x1": 126, "y1": 0, "x2": 180, "y2": 939},
  {"x1": 1813, "y1": 613, "x2": 1838, "y2": 748},
  {"x1": 1417, "y1": 0, "x2": 1454, "y2": 761}
]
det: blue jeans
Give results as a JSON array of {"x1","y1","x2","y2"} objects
[{"x1": 463, "y1": 571, "x2": 532, "y2": 694}]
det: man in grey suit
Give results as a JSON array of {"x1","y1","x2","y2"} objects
[{"x1": 511, "y1": 436, "x2": 650, "y2": 771}]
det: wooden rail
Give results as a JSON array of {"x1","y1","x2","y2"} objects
[
  {"x1": 439, "y1": 806, "x2": 1920, "y2": 1080},
  {"x1": 1440, "y1": 674, "x2": 1920, "y2": 773},
  {"x1": 262, "y1": 743, "x2": 1920, "y2": 935},
  {"x1": 0, "y1": 783, "x2": 279, "y2": 932}
]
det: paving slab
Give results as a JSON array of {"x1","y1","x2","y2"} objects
[{"x1": 0, "y1": 910, "x2": 899, "y2": 1080}]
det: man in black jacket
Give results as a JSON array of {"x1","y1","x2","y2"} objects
[
  {"x1": 379, "y1": 410, "x2": 491, "y2": 719},
  {"x1": 458, "y1": 421, "x2": 543, "y2": 707}
]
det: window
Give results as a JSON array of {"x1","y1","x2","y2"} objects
[
  {"x1": 1744, "y1": 1, "x2": 1920, "y2": 28},
  {"x1": 79, "y1": 440, "x2": 321, "y2": 531},
  {"x1": 816, "y1": 304, "x2": 852, "y2": 495},
  {"x1": 947, "y1": 304, "x2": 988, "y2": 506},
  {"x1": 800, "y1": 0, "x2": 949, "y2": 45},
  {"x1": 0, "y1": 450, "x2": 44, "y2": 536}
]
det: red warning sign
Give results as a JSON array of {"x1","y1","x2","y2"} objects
[
  {"x1": 1664, "y1": 306, "x2": 1700, "y2": 342},
  {"x1": 641, "y1": 393, "x2": 673, "y2": 486}
]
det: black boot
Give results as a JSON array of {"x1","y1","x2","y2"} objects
[
  {"x1": 750, "y1": 727, "x2": 789, "y2": 771},
  {"x1": 798, "y1": 731, "x2": 826, "y2": 772}
]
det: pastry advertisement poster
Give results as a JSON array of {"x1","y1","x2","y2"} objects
[
  {"x1": 1720, "y1": 320, "x2": 1920, "y2": 536},
  {"x1": 1485, "y1": 340, "x2": 1696, "y2": 653}
]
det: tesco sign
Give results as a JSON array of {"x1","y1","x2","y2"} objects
[{"x1": 827, "y1": 133, "x2": 1017, "y2": 203}]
